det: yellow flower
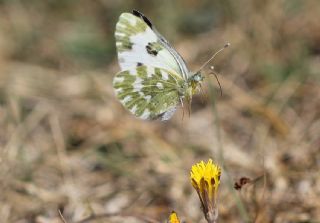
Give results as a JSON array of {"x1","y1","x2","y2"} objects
[
  {"x1": 190, "y1": 159, "x2": 221, "y2": 197},
  {"x1": 190, "y1": 159, "x2": 221, "y2": 223},
  {"x1": 168, "y1": 211, "x2": 180, "y2": 223}
]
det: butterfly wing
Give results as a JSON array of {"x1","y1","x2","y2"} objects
[
  {"x1": 115, "y1": 11, "x2": 189, "y2": 80},
  {"x1": 113, "y1": 65, "x2": 185, "y2": 120}
]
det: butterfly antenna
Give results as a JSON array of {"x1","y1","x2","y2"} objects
[
  {"x1": 196, "y1": 43, "x2": 230, "y2": 73},
  {"x1": 209, "y1": 66, "x2": 223, "y2": 97}
]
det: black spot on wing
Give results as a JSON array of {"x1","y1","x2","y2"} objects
[
  {"x1": 132, "y1": 10, "x2": 141, "y2": 17},
  {"x1": 137, "y1": 62, "x2": 143, "y2": 66},
  {"x1": 146, "y1": 44, "x2": 158, "y2": 56},
  {"x1": 132, "y1": 10, "x2": 153, "y2": 28}
]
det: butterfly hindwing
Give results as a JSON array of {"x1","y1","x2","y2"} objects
[
  {"x1": 113, "y1": 65, "x2": 185, "y2": 120},
  {"x1": 115, "y1": 12, "x2": 187, "y2": 79}
]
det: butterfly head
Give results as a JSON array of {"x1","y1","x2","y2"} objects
[{"x1": 188, "y1": 72, "x2": 204, "y2": 94}]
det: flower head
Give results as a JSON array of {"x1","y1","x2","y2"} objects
[
  {"x1": 190, "y1": 159, "x2": 221, "y2": 223},
  {"x1": 168, "y1": 211, "x2": 180, "y2": 223}
]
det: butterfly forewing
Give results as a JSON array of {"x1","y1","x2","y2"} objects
[
  {"x1": 113, "y1": 65, "x2": 184, "y2": 120},
  {"x1": 115, "y1": 12, "x2": 188, "y2": 79}
]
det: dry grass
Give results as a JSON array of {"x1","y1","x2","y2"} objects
[{"x1": 0, "y1": 1, "x2": 320, "y2": 222}]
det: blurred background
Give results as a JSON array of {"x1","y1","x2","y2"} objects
[{"x1": 0, "y1": 0, "x2": 319, "y2": 222}]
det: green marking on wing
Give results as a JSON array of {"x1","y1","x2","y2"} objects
[
  {"x1": 115, "y1": 13, "x2": 149, "y2": 53},
  {"x1": 113, "y1": 65, "x2": 186, "y2": 120},
  {"x1": 115, "y1": 12, "x2": 187, "y2": 79}
]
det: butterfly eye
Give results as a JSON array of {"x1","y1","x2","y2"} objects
[{"x1": 195, "y1": 75, "x2": 201, "y2": 81}]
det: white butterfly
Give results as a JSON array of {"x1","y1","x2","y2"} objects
[{"x1": 113, "y1": 10, "x2": 228, "y2": 121}]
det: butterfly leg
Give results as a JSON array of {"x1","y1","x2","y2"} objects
[
  {"x1": 179, "y1": 96, "x2": 185, "y2": 121},
  {"x1": 199, "y1": 83, "x2": 207, "y2": 103},
  {"x1": 179, "y1": 96, "x2": 184, "y2": 107},
  {"x1": 187, "y1": 96, "x2": 192, "y2": 118},
  {"x1": 181, "y1": 105, "x2": 185, "y2": 122}
]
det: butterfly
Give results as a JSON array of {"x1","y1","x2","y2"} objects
[{"x1": 113, "y1": 10, "x2": 229, "y2": 121}]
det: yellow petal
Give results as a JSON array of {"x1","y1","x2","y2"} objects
[{"x1": 168, "y1": 211, "x2": 180, "y2": 223}]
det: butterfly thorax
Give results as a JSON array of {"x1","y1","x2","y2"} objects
[{"x1": 188, "y1": 72, "x2": 204, "y2": 94}]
